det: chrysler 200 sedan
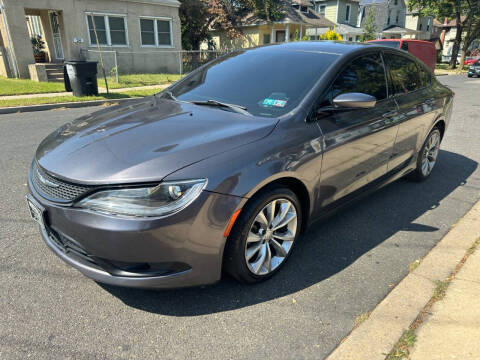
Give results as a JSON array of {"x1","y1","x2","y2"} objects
[{"x1": 27, "y1": 42, "x2": 454, "y2": 288}]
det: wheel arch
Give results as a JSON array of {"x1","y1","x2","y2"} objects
[{"x1": 241, "y1": 175, "x2": 312, "y2": 234}]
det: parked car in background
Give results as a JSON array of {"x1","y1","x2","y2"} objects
[
  {"x1": 27, "y1": 42, "x2": 454, "y2": 289},
  {"x1": 367, "y1": 39, "x2": 436, "y2": 71},
  {"x1": 464, "y1": 57, "x2": 480, "y2": 66},
  {"x1": 468, "y1": 60, "x2": 480, "y2": 77}
]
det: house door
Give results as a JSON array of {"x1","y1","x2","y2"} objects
[
  {"x1": 276, "y1": 30, "x2": 286, "y2": 43},
  {"x1": 49, "y1": 11, "x2": 64, "y2": 60}
]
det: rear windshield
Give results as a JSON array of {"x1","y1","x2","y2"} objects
[
  {"x1": 369, "y1": 41, "x2": 401, "y2": 49},
  {"x1": 169, "y1": 48, "x2": 339, "y2": 117}
]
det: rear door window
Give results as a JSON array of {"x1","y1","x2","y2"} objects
[
  {"x1": 384, "y1": 53, "x2": 422, "y2": 95},
  {"x1": 418, "y1": 65, "x2": 431, "y2": 88}
]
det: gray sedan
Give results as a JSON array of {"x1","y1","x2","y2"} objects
[{"x1": 27, "y1": 41, "x2": 454, "y2": 288}]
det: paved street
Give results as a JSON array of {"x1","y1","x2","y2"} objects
[{"x1": 1, "y1": 74, "x2": 479, "y2": 360}]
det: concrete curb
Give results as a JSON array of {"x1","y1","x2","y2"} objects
[
  {"x1": 0, "y1": 97, "x2": 143, "y2": 115},
  {"x1": 326, "y1": 199, "x2": 480, "y2": 360}
]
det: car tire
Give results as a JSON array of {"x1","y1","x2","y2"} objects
[
  {"x1": 223, "y1": 186, "x2": 302, "y2": 284},
  {"x1": 408, "y1": 127, "x2": 442, "y2": 182}
]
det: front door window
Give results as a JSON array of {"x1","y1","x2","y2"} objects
[{"x1": 49, "y1": 11, "x2": 64, "y2": 60}]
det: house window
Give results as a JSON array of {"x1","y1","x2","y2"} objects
[
  {"x1": 346, "y1": 4, "x2": 351, "y2": 22},
  {"x1": 263, "y1": 34, "x2": 271, "y2": 44},
  {"x1": 427, "y1": 18, "x2": 431, "y2": 31},
  {"x1": 419, "y1": 23, "x2": 423, "y2": 31},
  {"x1": 87, "y1": 14, "x2": 128, "y2": 46},
  {"x1": 396, "y1": 10, "x2": 400, "y2": 24},
  {"x1": 318, "y1": 5, "x2": 326, "y2": 16},
  {"x1": 140, "y1": 17, "x2": 173, "y2": 47},
  {"x1": 292, "y1": 4, "x2": 300, "y2": 9},
  {"x1": 387, "y1": 10, "x2": 391, "y2": 25},
  {"x1": 394, "y1": 0, "x2": 398, "y2": 4},
  {"x1": 300, "y1": 6, "x2": 308, "y2": 13}
]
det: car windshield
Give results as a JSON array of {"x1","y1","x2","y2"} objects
[
  {"x1": 369, "y1": 40, "x2": 401, "y2": 49},
  {"x1": 169, "y1": 47, "x2": 340, "y2": 117}
]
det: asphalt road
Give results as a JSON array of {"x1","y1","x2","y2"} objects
[{"x1": 1, "y1": 75, "x2": 479, "y2": 360}]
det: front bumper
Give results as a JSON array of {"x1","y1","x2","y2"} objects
[{"x1": 28, "y1": 178, "x2": 243, "y2": 289}]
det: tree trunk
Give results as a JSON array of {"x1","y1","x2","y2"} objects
[
  {"x1": 449, "y1": 9, "x2": 464, "y2": 69},
  {"x1": 449, "y1": 24, "x2": 463, "y2": 69}
]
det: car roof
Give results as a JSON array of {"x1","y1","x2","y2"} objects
[
  {"x1": 256, "y1": 41, "x2": 377, "y2": 55},
  {"x1": 368, "y1": 39, "x2": 434, "y2": 45}
]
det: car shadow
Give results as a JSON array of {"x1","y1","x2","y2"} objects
[{"x1": 100, "y1": 150, "x2": 478, "y2": 316}]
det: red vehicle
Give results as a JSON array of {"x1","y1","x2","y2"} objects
[
  {"x1": 464, "y1": 57, "x2": 480, "y2": 66},
  {"x1": 367, "y1": 39, "x2": 436, "y2": 72}
]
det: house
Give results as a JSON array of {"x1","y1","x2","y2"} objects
[
  {"x1": 312, "y1": 0, "x2": 360, "y2": 26},
  {"x1": 0, "y1": 0, "x2": 182, "y2": 81},
  {"x1": 208, "y1": 0, "x2": 335, "y2": 50},
  {"x1": 404, "y1": 7, "x2": 433, "y2": 40},
  {"x1": 433, "y1": 17, "x2": 480, "y2": 63},
  {"x1": 358, "y1": 0, "x2": 418, "y2": 39},
  {"x1": 310, "y1": 0, "x2": 363, "y2": 41}
]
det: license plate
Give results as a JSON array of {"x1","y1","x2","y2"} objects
[{"x1": 26, "y1": 195, "x2": 45, "y2": 229}]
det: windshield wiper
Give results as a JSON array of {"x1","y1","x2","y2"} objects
[
  {"x1": 156, "y1": 91, "x2": 177, "y2": 101},
  {"x1": 190, "y1": 99, "x2": 251, "y2": 116}
]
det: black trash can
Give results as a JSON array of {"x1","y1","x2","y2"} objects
[{"x1": 64, "y1": 60, "x2": 98, "y2": 97}]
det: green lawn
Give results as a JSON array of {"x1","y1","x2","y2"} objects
[
  {"x1": 98, "y1": 73, "x2": 183, "y2": 89},
  {"x1": 0, "y1": 77, "x2": 65, "y2": 96},
  {"x1": 0, "y1": 89, "x2": 159, "y2": 108},
  {"x1": 0, "y1": 73, "x2": 182, "y2": 97}
]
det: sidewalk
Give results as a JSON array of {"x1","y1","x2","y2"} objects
[
  {"x1": 326, "y1": 199, "x2": 480, "y2": 360},
  {"x1": 410, "y1": 242, "x2": 480, "y2": 359},
  {"x1": 0, "y1": 84, "x2": 168, "y2": 101}
]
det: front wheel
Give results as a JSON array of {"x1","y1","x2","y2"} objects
[
  {"x1": 223, "y1": 187, "x2": 302, "y2": 283},
  {"x1": 408, "y1": 128, "x2": 441, "y2": 182}
]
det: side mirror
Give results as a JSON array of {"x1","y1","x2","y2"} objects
[{"x1": 332, "y1": 92, "x2": 377, "y2": 109}]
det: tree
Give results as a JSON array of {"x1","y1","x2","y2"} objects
[
  {"x1": 179, "y1": 0, "x2": 286, "y2": 50},
  {"x1": 246, "y1": 0, "x2": 286, "y2": 21},
  {"x1": 361, "y1": 8, "x2": 377, "y2": 41},
  {"x1": 408, "y1": 0, "x2": 480, "y2": 69},
  {"x1": 179, "y1": 0, "x2": 213, "y2": 50},
  {"x1": 320, "y1": 30, "x2": 343, "y2": 40}
]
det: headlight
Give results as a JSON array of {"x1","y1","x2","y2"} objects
[{"x1": 76, "y1": 179, "x2": 207, "y2": 217}]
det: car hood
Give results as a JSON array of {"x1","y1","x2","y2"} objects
[{"x1": 36, "y1": 97, "x2": 277, "y2": 185}]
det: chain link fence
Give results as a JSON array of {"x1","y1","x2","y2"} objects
[{"x1": 80, "y1": 49, "x2": 233, "y2": 83}]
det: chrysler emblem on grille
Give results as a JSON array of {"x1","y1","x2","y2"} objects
[{"x1": 36, "y1": 169, "x2": 60, "y2": 188}]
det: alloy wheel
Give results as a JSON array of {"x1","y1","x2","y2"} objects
[
  {"x1": 244, "y1": 199, "x2": 298, "y2": 276},
  {"x1": 421, "y1": 131, "x2": 440, "y2": 177}
]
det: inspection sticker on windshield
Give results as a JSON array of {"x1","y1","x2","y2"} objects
[{"x1": 262, "y1": 98, "x2": 287, "y2": 108}]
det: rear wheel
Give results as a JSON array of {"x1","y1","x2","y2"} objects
[
  {"x1": 408, "y1": 128, "x2": 441, "y2": 182},
  {"x1": 223, "y1": 187, "x2": 302, "y2": 283}
]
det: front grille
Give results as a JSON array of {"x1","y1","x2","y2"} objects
[{"x1": 32, "y1": 162, "x2": 93, "y2": 203}]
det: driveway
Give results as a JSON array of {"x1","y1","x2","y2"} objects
[{"x1": 1, "y1": 74, "x2": 479, "y2": 359}]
